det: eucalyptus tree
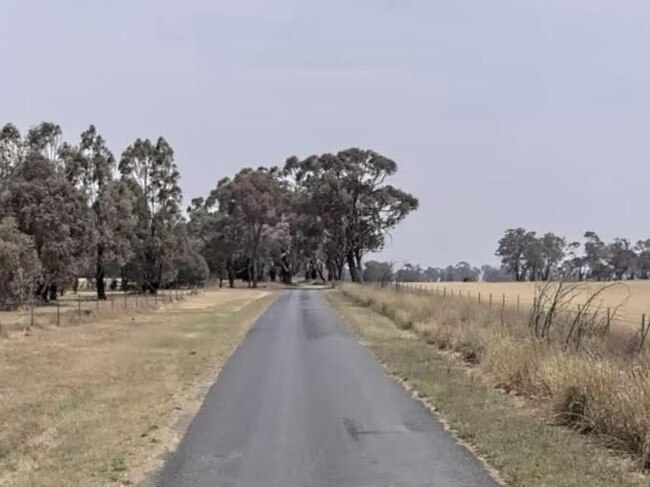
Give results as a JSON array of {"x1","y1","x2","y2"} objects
[
  {"x1": 284, "y1": 148, "x2": 418, "y2": 282},
  {"x1": 119, "y1": 137, "x2": 182, "y2": 292},
  {"x1": 26, "y1": 122, "x2": 63, "y2": 166},
  {"x1": 8, "y1": 153, "x2": 93, "y2": 299},
  {"x1": 213, "y1": 168, "x2": 284, "y2": 288},
  {"x1": 0, "y1": 123, "x2": 23, "y2": 187},
  {"x1": 63, "y1": 125, "x2": 137, "y2": 299}
]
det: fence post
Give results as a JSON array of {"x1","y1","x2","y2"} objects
[
  {"x1": 57, "y1": 301, "x2": 60, "y2": 326},
  {"x1": 489, "y1": 294, "x2": 493, "y2": 309},
  {"x1": 443, "y1": 287, "x2": 447, "y2": 298},
  {"x1": 502, "y1": 293, "x2": 506, "y2": 310},
  {"x1": 124, "y1": 292, "x2": 127, "y2": 309},
  {"x1": 96, "y1": 297, "x2": 99, "y2": 313},
  {"x1": 111, "y1": 297, "x2": 114, "y2": 311},
  {"x1": 78, "y1": 295, "x2": 82, "y2": 321},
  {"x1": 642, "y1": 314, "x2": 646, "y2": 336},
  {"x1": 606, "y1": 307, "x2": 611, "y2": 330},
  {"x1": 30, "y1": 300, "x2": 35, "y2": 329},
  {"x1": 478, "y1": 292, "x2": 481, "y2": 304}
]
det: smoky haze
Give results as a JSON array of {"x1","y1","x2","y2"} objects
[{"x1": 2, "y1": 0, "x2": 649, "y2": 267}]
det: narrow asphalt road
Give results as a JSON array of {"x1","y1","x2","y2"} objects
[{"x1": 156, "y1": 290, "x2": 499, "y2": 487}]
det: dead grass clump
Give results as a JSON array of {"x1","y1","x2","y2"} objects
[
  {"x1": 482, "y1": 332, "x2": 548, "y2": 396},
  {"x1": 541, "y1": 354, "x2": 650, "y2": 466}
]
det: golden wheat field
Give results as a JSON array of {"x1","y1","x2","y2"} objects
[{"x1": 403, "y1": 280, "x2": 650, "y2": 329}]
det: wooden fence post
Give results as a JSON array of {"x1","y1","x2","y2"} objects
[
  {"x1": 502, "y1": 293, "x2": 506, "y2": 310},
  {"x1": 478, "y1": 292, "x2": 481, "y2": 304},
  {"x1": 57, "y1": 301, "x2": 60, "y2": 326},
  {"x1": 489, "y1": 293, "x2": 493, "y2": 309},
  {"x1": 78, "y1": 295, "x2": 82, "y2": 321}
]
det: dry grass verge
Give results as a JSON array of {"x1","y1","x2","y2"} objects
[
  {"x1": 331, "y1": 284, "x2": 650, "y2": 485},
  {"x1": 0, "y1": 288, "x2": 278, "y2": 487}
]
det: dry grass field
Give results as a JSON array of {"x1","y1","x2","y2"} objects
[
  {"x1": 404, "y1": 280, "x2": 650, "y2": 329},
  {"x1": 0, "y1": 287, "x2": 278, "y2": 487}
]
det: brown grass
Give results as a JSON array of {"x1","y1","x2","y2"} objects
[
  {"x1": 404, "y1": 280, "x2": 650, "y2": 329},
  {"x1": 340, "y1": 283, "x2": 650, "y2": 470},
  {"x1": 0, "y1": 288, "x2": 278, "y2": 487}
]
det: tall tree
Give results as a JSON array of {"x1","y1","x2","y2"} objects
[
  {"x1": 496, "y1": 228, "x2": 529, "y2": 281},
  {"x1": 63, "y1": 125, "x2": 132, "y2": 299},
  {"x1": 213, "y1": 168, "x2": 284, "y2": 288},
  {"x1": 8, "y1": 153, "x2": 93, "y2": 299},
  {"x1": 284, "y1": 149, "x2": 418, "y2": 282},
  {"x1": 119, "y1": 137, "x2": 182, "y2": 292}
]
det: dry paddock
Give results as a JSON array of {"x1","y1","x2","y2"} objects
[{"x1": 402, "y1": 280, "x2": 650, "y2": 330}]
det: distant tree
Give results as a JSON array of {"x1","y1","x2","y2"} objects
[
  {"x1": 213, "y1": 168, "x2": 284, "y2": 288},
  {"x1": 608, "y1": 238, "x2": 636, "y2": 280},
  {"x1": 423, "y1": 267, "x2": 442, "y2": 282},
  {"x1": 362, "y1": 260, "x2": 394, "y2": 284},
  {"x1": 284, "y1": 149, "x2": 418, "y2": 282},
  {"x1": 396, "y1": 263, "x2": 423, "y2": 282},
  {"x1": 539, "y1": 232, "x2": 567, "y2": 280},
  {"x1": 635, "y1": 239, "x2": 650, "y2": 279},
  {"x1": 481, "y1": 265, "x2": 512, "y2": 282},
  {"x1": 583, "y1": 231, "x2": 610, "y2": 280},
  {"x1": 453, "y1": 261, "x2": 481, "y2": 282},
  {"x1": 496, "y1": 228, "x2": 530, "y2": 281}
]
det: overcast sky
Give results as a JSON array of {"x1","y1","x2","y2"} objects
[{"x1": 2, "y1": 0, "x2": 649, "y2": 267}]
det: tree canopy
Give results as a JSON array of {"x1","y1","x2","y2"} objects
[{"x1": 0, "y1": 121, "x2": 418, "y2": 302}]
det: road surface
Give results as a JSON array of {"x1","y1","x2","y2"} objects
[{"x1": 155, "y1": 290, "x2": 498, "y2": 487}]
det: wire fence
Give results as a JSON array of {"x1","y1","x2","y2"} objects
[
  {"x1": 386, "y1": 281, "x2": 650, "y2": 333},
  {"x1": 0, "y1": 289, "x2": 194, "y2": 334}
]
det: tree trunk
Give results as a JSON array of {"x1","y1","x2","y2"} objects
[
  {"x1": 347, "y1": 250, "x2": 362, "y2": 282},
  {"x1": 96, "y1": 244, "x2": 107, "y2": 300},
  {"x1": 226, "y1": 257, "x2": 235, "y2": 288},
  {"x1": 251, "y1": 258, "x2": 258, "y2": 288}
]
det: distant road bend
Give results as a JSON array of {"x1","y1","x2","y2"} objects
[{"x1": 156, "y1": 290, "x2": 498, "y2": 487}]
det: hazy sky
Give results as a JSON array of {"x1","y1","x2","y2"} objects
[{"x1": 2, "y1": 0, "x2": 649, "y2": 267}]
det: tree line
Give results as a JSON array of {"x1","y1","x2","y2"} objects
[
  {"x1": 362, "y1": 261, "x2": 511, "y2": 283},
  {"x1": 362, "y1": 228, "x2": 650, "y2": 285},
  {"x1": 0, "y1": 122, "x2": 418, "y2": 304},
  {"x1": 496, "y1": 228, "x2": 650, "y2": 281}
]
